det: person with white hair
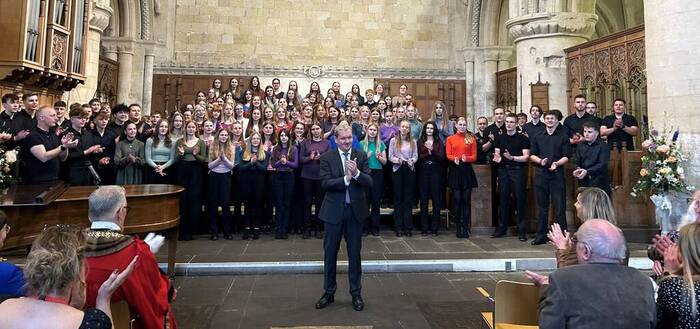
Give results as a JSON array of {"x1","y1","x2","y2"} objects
[
  {"x1": 82, "y1": 186, "x2": 178, "y2": 329},
  {"x1": 538, "y1": 219, "x2": 656, "y2": 328}
]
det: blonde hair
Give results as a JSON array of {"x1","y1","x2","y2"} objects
[
  {"x1": 361, "y1": 123, "x2": 382, "y2": 156},
  {"x1": 577, "y1": 187, "x2": 616, "y2": 224},
  {"x1": 243, "y1": 131, "x2": 267, "y2": 161},
  {"x1": 679, "y1": 223, "x2": 700, "y2": 317},
  {"x1": 396, "y1": 120, "x2": 416, "y2": 152},
  {"x1": 24, "y1": 226, "x2": 86, "y2": 298},
  {"x1": 457, "y1": 117, "x2": 475, "y2": 145},
  {"x1": 208, "y1": 128, "x2": 235, "y2": 161}
]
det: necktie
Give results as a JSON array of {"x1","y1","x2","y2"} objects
[{"x1": 343, "y1": 151, "x2": 351, "y2": 204}]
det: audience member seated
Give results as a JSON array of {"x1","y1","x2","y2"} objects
[
  {"x1": 538, "y1": 219, "x2": 656, "y2": 329},
  {"x1": 83, "y1": 186, "x2": 178, "y2": 329},
  {"x1": 0, "y1": 225, "x2": 137, "y2": 329},
  {"x1": 650, "y1": 189, "x2": 700, "y2": 278},
  {"x1": 0, "y1": 210, "x2": 24, "y2": 297},
  {"x1": 657, "y1": 222, "x2": 700, "y2": 328}
]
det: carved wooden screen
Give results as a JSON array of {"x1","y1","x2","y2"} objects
[
  {"x1": 496, "y1": 67, "x2": 517, "y2": 113},
  {"x1": 374, "y1": 79, "x2": 466, "y2": 120},
  {"x1": 152, "y1": 75, "x2": 251, "y2": 116},
  {"x1": 95, "y1": 56, "x2": 119, "y2": 105},
  {"x1": 565, "y1": 25, "x2": 646, "y2": 141}
]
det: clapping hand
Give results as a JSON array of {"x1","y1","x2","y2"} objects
[
  {"x1": 503, "y1": 150, "x2": 512, "y2": 161},
  {"x1": 549, "y1": 162, "x2": 558, "y2": 171},
  {"x1": 539, "y1": 157, "x2": 548, "y2": 167},
  {"x1": 663, "y1": 244, "x2": 682, "y2": 275},
  {"x1": 547, "y1": 223, "x2": 571, "y2": 250},
  {"x1": 346, "y1": 158, "x2": 358, "y2": 177},
  {"x1": 61, "y1": 132, "x2": 79, "y2": 149},
  {"x1": 524, "y1": 270, "x2": 549, "y2": 287},
  {"x1": 653, "y1": 234, "x2": 674, "y2": 255},
  {"x1": 177, "y1": 145, "x2": 185, "y2": 156},
  {"x1": 193, "y1": 146, "x2": 200, "y2": 156},
  {"x1": 492, "y1": 152, "x2": 502, "y2": 163},
  {"x1": 281, "y1": 155, "x2": 287, "y2": 165},
  {"x1": 99, "y1": 157, "x2": 110, "y2": 165},
  {"x1": 0, "y1": 132, "x2": 11, "y2": 141},
  {"x1": 573, "y1": 168, "x2": 587, "y2": 179},
  {"x1": 614, "y1": 118, "x2": 623, "y2": 128},
  {"x1": 127, "y1": 154, "x2": 136, "y2": 163}
]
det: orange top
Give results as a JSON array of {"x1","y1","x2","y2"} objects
[{"x1": 446, "y1": 132, "x2": 477, "y2": 163}]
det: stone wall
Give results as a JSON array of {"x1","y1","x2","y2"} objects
[{"x1": 169, "y1": 0, "x2": 454, "y2": 70}]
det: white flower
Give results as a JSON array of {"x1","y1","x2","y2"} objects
[
  {"x1": 4, "y1": 150, "x2": 16, "y2": 164},
  {"x1": 678, "y1": 167, "x2": 684, "y2": 175}
]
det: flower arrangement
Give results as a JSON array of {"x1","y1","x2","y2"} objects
[
  {"x1": 0, "y1": 142, "x2": 19, "y2": 191},
  {"x1": 631, "y1": 126, "x2": 694, "y2": 197}
]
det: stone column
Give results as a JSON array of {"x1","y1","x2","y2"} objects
[
  {"x1": 644, "y1": 0, "x2": 700, "y2": 186},
  {"x1": 506, "y1": 9, "x2": 597, "y2": 112},
  {"x1": 463, "y1": 47, "x2": 514, "y2": 129},
  {"x1": 142, "y1": 48, "x2": 155, "y2": 115},
  {"x1": 117, "y1": 44, "x2": 134, "y2": 104}
]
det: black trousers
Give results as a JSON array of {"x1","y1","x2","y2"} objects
[
  {"x1": 178, "y1": 160, "x2": 203, "y2": 238},
  {"x1": 419, "y1": 163, "x2": 443, "y2": 232},
  {"x1": 497, "y1": 165, "x2": 527, "y2": 235},
  {"x1": 452, "y1": 188, "x2": 473, "y2": 233},
  {"x1": 207, "y1": 171, "x2": 232, "y2": 235},
  {"x1": 263, "y1": 171, "x2": 275, "y2": 228},
  {"x1": 534, "y1": 168, "x2": 567, "y2": 238},
  {"x1": 365, "y1": 169, "x2": 384, "y2": 232},
  {"x1": 230, "y1": 168, "x2": 243, "y2": 232},
  {"x1": 273, "y1": 171, "x2": 295, "y2": 234},
  {"x1": 323, "y1": 205, "x2": 362, "y2": 297},
  {"x1": 392, "y1": 164, "x2": 416, "y2": 232},
  {"x1": 303, "y1": 178, "x2": 323, "y2": 233},
  {"x1": 290, "y1": 169, "x2": 305, "y2": 232},
  {"x1": 145, "y1": 162, "x2": 172, "y2": 184},
  {"x1": 242, "y1": 171, "x2": 266, "y2": 229}
]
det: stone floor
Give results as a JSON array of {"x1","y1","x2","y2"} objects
[{"x1": 171, "y1": 272, "x2": 530, "y2": 329}]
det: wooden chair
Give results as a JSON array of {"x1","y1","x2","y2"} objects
[
  {"x1": 494, "y1": 280, "x2": 540, "y2": 326},
  {"x1": 110, "y1": 301, "x2": 133, "y2": 329}
]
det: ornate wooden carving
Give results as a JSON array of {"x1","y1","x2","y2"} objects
[
  {"x1": 530, "y1": 74, "x2": 550, "y2": 112},
  {"x1": 496, "y1": 67, "x2": 517, "y2": 113},
  {"x1": 51, "y1": 33, "x2": 68, "y2": 71},
  {"x1": 96, "y1": 56, "x2": 119, "y2": 105}
]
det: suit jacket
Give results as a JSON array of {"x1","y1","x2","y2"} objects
[
  {"x1": 0, "y1": 261, "x2": 24, "y2": 296},
  {"x1": 319, "y1": 148, "x2": 373, "y2": 223},
  {"x1": 575, "y1": 138, "x2": 610, "y2": 190},
  {"x1": 539, "y1": 263, "x2": 655, "y2": 329}
]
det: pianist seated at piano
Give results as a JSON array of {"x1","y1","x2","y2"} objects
[
  {"x1": 0, "y1": 209, "x2": 24, "y2": 297},
  {"x1": 82, "y1": 186, "x2": 178, "y2": 329}
]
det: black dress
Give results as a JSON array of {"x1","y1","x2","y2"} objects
[
  {"x1": 657, "y1": 276, "x2": 700, "y2": 329},
  {"x1": 447, "y1": 162, "x2": 478, "y2": 190},
  {"x1": 79, "y1": 308, "x2": 112, "y2": 329}
]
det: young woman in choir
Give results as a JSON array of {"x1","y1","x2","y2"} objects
[
  {"x1": 91, "y1": 112, "x2": 117, "y2": 184},
  {"x1": 445, "y1": 117, "x2": 478, "y2": 238},
  {"x1": 380, "y1": 109, "x2": 399, "y2": 145},
  {"x1": 176, "y1": 121, "x2": 207, "y2": 241},
  {"x1": 274, "y1": 107, "x2": 292, "y2": 134},
  {"x1": 323, "y1": 106, "x2": 341, "y2": 139},
  {"x1": 196, "y1": 91, "x2": 207, "y2": 104},
  {"x1": 168, "y1": 112, "x2": 184, "y2": 140},
  {"x1": 244, "y1": 107, "x2": 263, "y2": 139},
  {"x1": 250, "y1": 95, "x2": 264, "y2": 118},
  {"x1": 314, "y1": 105, "x2": 327, "y2": 124},
  {"x1": 352, "y1": 106, "x2": 371, "y2": 139},
  {"x1": 226, "y1": 78, "x2": 241, "y2": 102},
  {"x1": 234, "y1": 103, "x2": 249, "y2": 133},
  {"x1": 369, "y1": 108, "x2": 382, "y2": 126},
  {"x1": 347, "y1": 94, "x2": 360, "y2": 109},
  {"x1": 290, "y1": 107, "x2": 301, "y2": 123},
  {"x1": 261, "y1": 121, "x2": 277, "y2": 230},
  {"x1": 306, "y1": 81, "x2": 321, "y2": 100},
  {"x1": 351, "y1": 84, "x2": 365, "y2": 105},
  {"x1": 115, "y1": 121, "x2": 145, "y2": 185},
  {"x1": 242, "y1": 90, "x2": 253, "y2": 114},
  {"x1": 207, "y1": 88, "x2": 217, "y2": 102},
  {"x1": 201, "y1": 120, "x2": 215, "y2": 147},
  {"x1": 277, "y1": 98, "x2": 288, "y2": 115},
  {"x1": 389, "y1": 120, "x2": 418, "y2": 237},
  {"x1": 395, "y1": 106, "x2": 406, "y2": 122},
  {"x1": 430, "y1": 101, "x2": 454, "y2": 143},
  {"x1": 286, "y1": 90, "x2": 300, "y2": 112},
  {"x1": 239, "y1": 132, "x2": 269, "y2": 240},
  {"x1": 263, "y1": 106, "x2": 275, "y2": 123},
  {"x1": 145, "y1": 119, "x2": 176, "y2": 184},
  {"x1": 209, "y1": 105, "x2": 222, "y2": 130},
  {"x1": 300, "y1": 105, "x2": 314, "y2": 125},
  {"x1": 374, "y1": 83, "x2": 385, "y2": 102},
  {"x1": 211, "y1": 78, "x2": 222, "y2": 98},
  {"x1": 417, "y1": 121, "x2": 446, "y2": 236},
  {"x1": 384, "y1": 96, "x2": 393, "y2": 109},
  {"x1": 218, "y1": 103, "x2": 235, "y2": 132},
  {"x1": 288, "y1": 80, "x2": 303, "y2": 102},
  {"x1": 249, "y1": 76, "x2": 264, "y2": 99},
  {"x1": 207, "y1": 128, "x2": 236, "y2": 241},
  {"x1": 300, "y1": 122, "x2": 330, "y2": 238},
  {"x1": 308, "y1": 93, "x2": 319, "y2": 107},
  {"x1": 289, "y1": 121, "x2": 307, "y2": 234},
  {"x1": 271, "y1": 129, "x2": 298, "y2": 239},
  {"x1": 193, "y1": 104, "x2": 208, "y2": 134},
  {"x1": 263, "y1": 85, "x2": 276, "y2": 109},
  {"x1": 349, "y1": 107, "x2": 360, "y2": 123},
  {"x1": 323, "y1": 96, "x2": 334, "y2": 111},
  {"x1": 229, "y1": 121, "x2": 245, "y2": 233},
  {"x1": 361, "y1": 123, "x2": 387, "y2": 236}
]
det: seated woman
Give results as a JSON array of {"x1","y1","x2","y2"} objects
[
  {"x1": 0, "y1": 225, "x2": 137, "y2": 329},
  {"x1": 0, "y1": 210, "x2": 24, "y2": 297}
]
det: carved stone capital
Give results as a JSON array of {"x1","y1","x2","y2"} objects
[
  {"x1": 89, "y1": 0, "x2": 113, "y2": 32},
  {"x1": 462, "y1": 46, "x2": 514, "y2": 63},
  {"x1": 506, "y1": 12, "x2": 598, "y2": 43}
]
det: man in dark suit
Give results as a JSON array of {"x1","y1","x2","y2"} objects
[
  {"x1": 537, "y1": 219, "x2": 656, "y2": 329},
  {"x1": 315, "y1": 121, "x2": 373, "y2": 312}
]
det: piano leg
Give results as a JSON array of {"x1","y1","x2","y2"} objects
[{"x1": 167, "y1": 227, "x2": 178, "y2": 276}]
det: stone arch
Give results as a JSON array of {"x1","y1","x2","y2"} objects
[
  {"x1": 105, "y1": 0, "x2": 154, "y2": 40},
  {"x1": 480, "y1": 0, "x2": 512, "y2": 47}
]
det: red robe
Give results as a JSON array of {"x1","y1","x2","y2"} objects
[{"x1": 84, "y1": 230, "x2": 177, "y2": 329}]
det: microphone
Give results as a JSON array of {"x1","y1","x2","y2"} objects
[{"x1": 85, "y1": 161, "x2": 102, "y2": 185}]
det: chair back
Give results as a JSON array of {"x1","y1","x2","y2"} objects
[
  {"x1": 111, "y1": 300, "x2": 133, "y2": 329},
  {"x1": 494, "y1": 280, "x2": 539, "y2": 325}
]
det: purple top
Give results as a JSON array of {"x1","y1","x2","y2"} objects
[
  {"x1": 207, "y1": 150, "x2": 235, "y2": 173},
  {"x1": 388, "y1": 137, "x2": 418, "y2": 172},
  {"x1": 300, "y1": 138, "x2": 330, "y2": 180},
  {"x1": 380, "y1": 124, "x2": 400, "y2": 145},
  {"x1": 272, "y1": 145, "x2": 299, "y2": 172}
]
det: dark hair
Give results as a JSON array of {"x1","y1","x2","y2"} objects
[
  {"x1": 586, "y1": 101, "x2": 597, "y2": 108},
  {"x1": 613, "y1": 98, "x2": 626, "y2": 105},
  {"x1": 272, "y1": 129, "x2": 295, "y2": 161},
  {"x1": 420, "y1": 121, "x2": 438, "y2": 142},
  {"x1": 516, "y1": 113, "x2": 528, "y2": 119},
  {"x1": 1, "y1": 93, "x2": 18, "y2": 104},
  {"x1": 574, "y1": 94, "x2": 587, "y2": 101},
  {"x1": 89, "y1": 98, "x2": 101, "y2": 106},
  {"x1": 582, "y1": 120, "x2": 601, "y2": 131},
  {"x1": 25, "y1": 92, "x2": 39, "y2": 99},
  {"x1": 128, "y1": 103, "x2": 141, "y2": 110},
  {"x1": 68, "y1": 107, "x2": 88, "y2": 118},
  {"x1": 505, "y1": 113, "x2": 518, "y2": 121},
  {"x1": 272, "y1": 78, "x2": 280, "y2": 84},
  {"x1": 53, "y1": 101, "x2": 66, "y2": 108},
  {"x1": 0, "y1": 209, "x2": 7, "y2": 229},
  {"x1": 112, "y1": 103, "x2": 129, "y2": 114},
  {"x1": 544, "y1": 109, "x2": 563, "y2": 121},
  {"x1": 530, "y1": 105, "x2": 542, "y2": 114}
]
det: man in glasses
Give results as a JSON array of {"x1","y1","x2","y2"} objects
[
  {"x1": 538, "y1": 219, "x2": 656, "y2": 329},
  {"x1": 82, "y1": 186, "x2": 177, "y2": 329}
]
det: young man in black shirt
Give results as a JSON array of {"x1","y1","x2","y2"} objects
[
  {"x1": 601, "y1": 98, "x2": 639, "y2": 150},
  {"x1": 574, "y1": 121, "x2": 611, "y2": 196},
  {"x1": 529, "y1": 110, "x2": 571, "y2": 245},
  {"x1": 492, "y1": 113, "x2": 531, "y2": 241},
  {"x1": 585, "y1": 101, "x2": 603, "y2": 126},
  {"x1": 20, "y1": 106, "x2": 78, "y2": 184},
  {"x1": 483, "y1": 107, "x2": 506, "y2": 225},
  {"x1": 474, "y1": 116, "x2": 490, "y2": 164},
  {"x1": 15, "y1": 92, "x2": 39, "y2": 133},
  {"x1": 0, "y1": 93, "x2": 29, "y2": 146},
  {"x1": 563, "y1": 94, "x2": 593, "y2": 146},
  {"x1": 522, "y1": 105, "x2": 546, "y2": 138},
  {"x1": 107, "y1": 104, "x2": 130, "y2": 138},
  {"x1": 60, "y1": 106, "x2": 103, "y2": 185}
]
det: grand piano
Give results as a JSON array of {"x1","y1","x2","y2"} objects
[{"x1": 0, "y1": 183, "x2": 183, "y2": 276}]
